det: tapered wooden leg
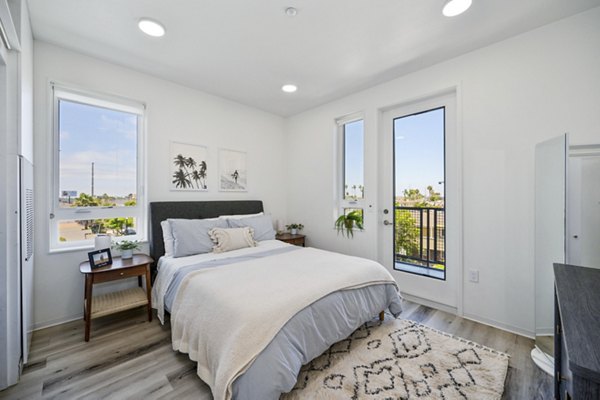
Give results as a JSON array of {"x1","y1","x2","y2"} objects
[
  {"x1": 379, "y1": 311, "x2": 385, "y2": 321},
  {"x1": 84, "y1": 275, "x2": 93, "y2": 341},
  {"x1": 145, "y1": 264, "x2": 152, "y2": 322}
]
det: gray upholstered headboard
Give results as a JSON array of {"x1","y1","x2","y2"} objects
[{"x1": 149, "y1": 200, "x2": 264, "y2": 271}]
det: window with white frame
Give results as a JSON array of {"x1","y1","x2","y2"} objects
[
  {"x1": 337, "y1": 116, "x2": 365, "y2": 223},
  {"x1": 49, "y1": 84, "x2": 146, "y2": 251}
]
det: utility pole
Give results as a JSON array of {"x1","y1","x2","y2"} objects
[{"x1": 91, "y1": 162, "x2": 95, "y2": 197}]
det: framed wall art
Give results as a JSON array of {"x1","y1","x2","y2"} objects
[
  {"x1": 218, "y1": 148, "x2": 247, "y2": 192},
  {"x1": 170, "y1": 141, "x2": 209, "y2": 191}
]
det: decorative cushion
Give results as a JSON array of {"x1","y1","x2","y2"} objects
[
  {"x1": 161, "y1": 220, "x2": 174, "y2": 257},
  {"x1": 169, "y1": 218, "x2": 228, "y2": 258},
  {"x1": 209, "y1": 227, "x2": 257, "y2": 253},
  {"x1": 226, "y1": 214, "x2": 276, "y2": 241}
]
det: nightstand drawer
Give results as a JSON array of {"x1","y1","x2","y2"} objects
[
  {"x1": 286, "y1": 237, "x2": 305, "y2": 246},
  {"x1": 276, "y1": 233, "x2": 306, "y2": 247},
  {"x1": 92, "y1": 264, "x2": 148, "y2": 283}
]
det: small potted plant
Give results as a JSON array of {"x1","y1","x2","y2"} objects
[
  {"x1": 286, "y1": 223, "x2": 304, "y2": 235},
  {"x1": 113, "y1": 239, "x2": 140, "y2": 259},
  {"x1": 335, "y1": 210, "x2": 364, "y2": 238}
]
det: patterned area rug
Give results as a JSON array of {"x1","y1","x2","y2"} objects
[{"x1": 281, "y1": 318, "x2": 509, "y2": 400}]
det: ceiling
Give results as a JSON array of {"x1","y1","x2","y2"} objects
[{"x1": 27, "y1": 0, "x2": 600, "y2": 116}]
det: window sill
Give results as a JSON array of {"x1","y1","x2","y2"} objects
[
  {"x1": 332, "y1": 227, "x2": 366, "y2": 235},
  {"x1": 49, "y1": 243, "x2": 95, "y2": 255},
  {"x1": 49, "y1": 239, "x2": 148, "y2": 255}
]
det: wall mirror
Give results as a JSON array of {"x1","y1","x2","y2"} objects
[{"x1": 533, "y1": 134, "x2": 567, "y2": 375}]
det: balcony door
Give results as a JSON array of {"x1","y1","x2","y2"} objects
[{"x1": 379, "y1": 92, "x2": 460, "y2": 311}]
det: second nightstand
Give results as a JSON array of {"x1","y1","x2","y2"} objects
[{"x1": 276, "y1": 233, "x2": 306, "y2": 247}]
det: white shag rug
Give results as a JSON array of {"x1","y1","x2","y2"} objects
[{"x1": 281, "y1": 318, "x2": 509, "y2": 400}]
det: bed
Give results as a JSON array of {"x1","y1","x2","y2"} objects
[{"x1": 149, "y1": 201, "x2": 403, "y2": 400}]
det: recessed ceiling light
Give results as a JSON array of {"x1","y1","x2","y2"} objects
[
  {"x1": 442, "y1": 0, "x2": 472, "y2": 17},
  {"x1": 285, "y1": 7, "x2": 298, "y2": 17},
  {"x1": 138, "y1": 18, "x2": 166, "y2": 37},
  {"x1": 282, "y1": 84, "x2": 298, "y2": 93}
]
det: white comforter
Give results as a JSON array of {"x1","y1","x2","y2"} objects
[
  {"x1": 169, "y1": 245, "x2": 397, "y2": 400},
  {"x1": 152, "y1": 240, "x2": 287, "y2": 323}
]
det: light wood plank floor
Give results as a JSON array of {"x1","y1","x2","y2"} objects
[{"x1": 0, "y1": 301, "x2": 552, "y2": 399}]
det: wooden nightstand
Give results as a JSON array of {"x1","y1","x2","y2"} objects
[
  {"x1": 79, "y1": 254, "x2": 154, "y2": 341},
  {"x1": 276, "y1": 233, "x2": 306, "y2": 247}
]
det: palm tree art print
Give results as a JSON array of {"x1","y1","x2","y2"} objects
[{"x1": 170, "y1": 142, "x2": 209, "y2": 191}]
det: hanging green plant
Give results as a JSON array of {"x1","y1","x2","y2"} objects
[{"x1": 334, "y1": 210, "x2": 364, "y2": 238}]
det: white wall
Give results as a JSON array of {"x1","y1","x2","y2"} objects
[
  {"x1": 15, "y1": 0, "x2": 33, "y2": 164},
  {"x1": 32, "y1": 42, "x2": 287, "y2": 329},
  {"x1": 285, "y1": 7, "x2": 600, "y2": 336}
]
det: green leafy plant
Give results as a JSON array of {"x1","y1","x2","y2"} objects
[
  {"x1": 112, "y1": 240, "x2": 140, "y2": 251},
  {"x1": 285, "y1": 223, "x2": 304, "y2": 231},
  {"x1": 335, "y1": 210, "x2": 364, "y2": 238}
]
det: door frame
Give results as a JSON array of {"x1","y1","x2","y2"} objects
[
  {"x1": 567, "y1": 144, "x2": 600, "y2": 266},
  {"x1": 378, "y1": 86, "x2": 464, "y2": 315}
]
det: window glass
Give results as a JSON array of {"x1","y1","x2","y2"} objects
[
  {"x1": 58, "y1": 100, "x2": 137, "y2": 208},
  {"x1": 394, "y1": 107, "x2": 445, "y2": 279},
  {"x1": 343, "y1": 120, "x2": 364, "y2": 200}
]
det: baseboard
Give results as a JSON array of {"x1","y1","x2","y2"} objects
[
  {"x1": 402, "y1": 292, "x2": 535, "y2": 339},
  {"x1": 400, "y1": 292, "x2": 458, "y2": 315},
  {"x1": 32, "y1": 313, "x2": 82, "y2": 332},
  {"x1": 463, "y1": 312, "x2": 535, "y2": 339},
  {"x1": 536, "y1": 328, "x2": 554, "y2": 336}
]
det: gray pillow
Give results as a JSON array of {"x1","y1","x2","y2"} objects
[
  {"x1": 227, "y1": 214, "x2": 276, "y2": 241},
  {"x1": 168, "y1": 218, "x2": 228, "y2": 257}
]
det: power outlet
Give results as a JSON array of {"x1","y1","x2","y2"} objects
[{"x1": 468, "y1": 269, "x2": 479, "y2": 283}]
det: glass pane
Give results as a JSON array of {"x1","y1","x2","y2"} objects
[
  {"x1": 57, "y1": 218, "x2": 137, "y2": 243},
  {"x1": 58, "y1": 100, "x2": 137, "y2": 208},
  {"x1": 343, "y1": 207, "x2": 364, "y2": 220},
  {"x1": 344, "y1": 120, "x2": 364, "y2": 200},
  {"x1": 394, "y1": 108, "x2": 445, "y2": 279}
]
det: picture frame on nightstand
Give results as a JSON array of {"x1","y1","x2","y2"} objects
[{"x1": 87, "y1": 248, "x2": 112, "y2": 269}]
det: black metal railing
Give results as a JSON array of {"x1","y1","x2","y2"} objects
[{"x1": 394, "y1": 206, "x2": 445, "y2": 270}]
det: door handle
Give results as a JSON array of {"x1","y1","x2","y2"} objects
[{"x1": 383, "y1": 220, "x2": 392, "y2": 226}]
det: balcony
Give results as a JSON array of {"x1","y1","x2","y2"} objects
[{"x1": 394, "y1": 206, "x2": 445, "y2": 279}]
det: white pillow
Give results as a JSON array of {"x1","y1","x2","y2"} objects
[
  {"x1": 161, "y1": 220, "x2": 174, "y2": 257},
  {"x1": 227, "y1": 214, "x2": 276, "y2": 241},
  {"x1": 169, "y1": 218, "x2": 228, "y2": 257},
  {"x1": 208, "y1": 227, "x2": 257, "y2": 253},
  {"x1": 218, "y1": 212, "x2": 264, "y2": 220}
]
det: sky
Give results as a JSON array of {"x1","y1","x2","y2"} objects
[
  {"x1": 344, "y1": 108, "x2": 445, "y2": 198},
  {"x1": 394, "y1": 107, "x2": 445, "y2": 197},
  {"x1": 59, "y1": 100, "x2": 137, "y2": 199}
]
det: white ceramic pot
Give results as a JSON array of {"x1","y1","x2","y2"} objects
[
  {"x1": 290, "y1": 228, "x2": 298, "y2": 235},
  {"x1": 121, "y1": 249, "x2": 133, "y2": 259}
]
